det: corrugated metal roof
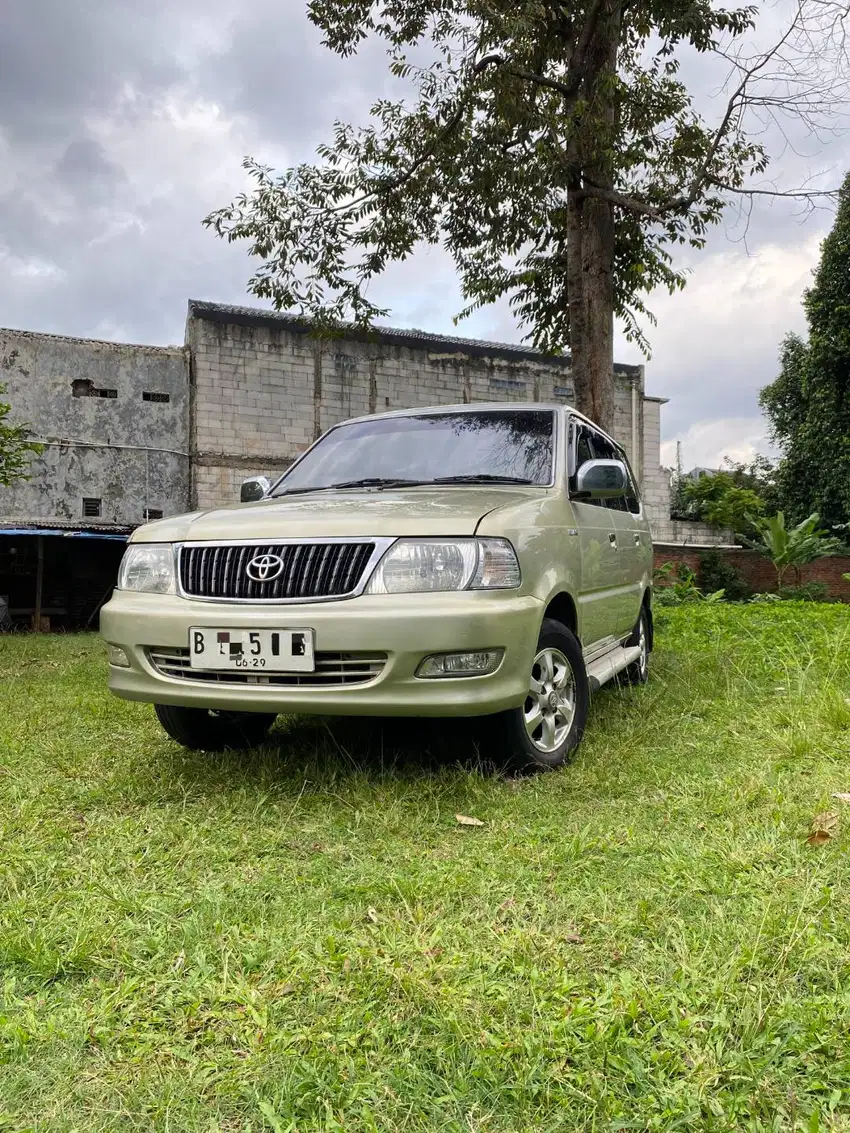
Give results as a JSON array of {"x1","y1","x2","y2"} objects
[
  {"x1": 0, "y1": 518, "x2": 132, "y2": 539},
  {"x1": 0, "y1": 528, "x2": 129, "y2": 540}
]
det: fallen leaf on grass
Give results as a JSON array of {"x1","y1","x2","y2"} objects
[
  {"x1": 565, "y1": 932, "x2": 584, "y2": 945},
  {"x1": 456, "y1": 814, "x2": 486, "y2": 827},
  {"x1": 807, "y1": 811, "x2": 839, "y2": 845},
  {"x1": 367, "y1": 907, "x2": 379, "y2": 923},
  {"x1": 831, "y1": 793, "x2": 850, "y2": 804}
]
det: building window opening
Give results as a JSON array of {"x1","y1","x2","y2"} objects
[
  {"x1": 142, "y1": 391, "x2": 170, "y2": 403},
  {"x1": 71, "y1": 380, "x2": 117, "y2": 399},
  {"x1": 143, "y1": 508, "x2": 163, "y2": 521}
]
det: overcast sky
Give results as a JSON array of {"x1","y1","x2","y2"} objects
[{"x1": 1, "y1": 0, "x2": 847, "y2": 470}]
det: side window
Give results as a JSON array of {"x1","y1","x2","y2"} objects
[
  {"x1": 569, "y1": 420, "x2": 641, "y2": 514},
  {"x1": 587, "y1": 429, "x2": 627, "y2": 512},
  {"x1": 569, "y1": 422, "x2": 603, "y2": 506}
]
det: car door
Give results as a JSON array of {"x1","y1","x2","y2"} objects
[
  {"x1": 567, "y1": 418, "x2": 623, "y2": 651},
  {"x1": 607, "y1": 442, "x2": 648, "y2": 635}
]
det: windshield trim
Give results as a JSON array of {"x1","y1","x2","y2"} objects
[{"x1": 267, "y1": 407, "x2": 562, "y2": 496}]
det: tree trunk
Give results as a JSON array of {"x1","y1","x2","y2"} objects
[
  {"x1": 566, "y1": 181, "x2": 589, "y2": 420},
  {"x1": 566, "y1": 0, "x2": 622, "y2": 437},
  {"x1": 580, "y1": 195, "x2": 616, "y2": 432}
]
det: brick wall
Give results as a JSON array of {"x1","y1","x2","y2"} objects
[
  {"x1": 653, "y1": 543, "x2": 850, "y2": 601},
  {"x1": 186, "y1": 301, "x2": 656, "y2": 512}
]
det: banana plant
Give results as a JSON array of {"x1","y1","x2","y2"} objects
[{"x1": 745, "y1": 512, "x2": 843, "y2": 591}]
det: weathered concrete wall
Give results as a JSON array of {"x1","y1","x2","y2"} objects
[
  {"x1": 0, "y1": 328, "x2": 189, "y2": 526},
  {"x1": 186, "y1": 301, "x2": 652, "y2": 511}
]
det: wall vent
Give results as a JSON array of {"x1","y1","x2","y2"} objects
[
  {"x1": 82, "y1": 498, "x2": 102, "y2": 518},
  {"x1": 489, "y1": 377, "x2": 525, "y2": 392},
  {"x1": 142, "y1": 391, "x2": 170, "y2": 403},
  {"x1": 143, "y1": 508, "x2": 163, "y2": 521}
]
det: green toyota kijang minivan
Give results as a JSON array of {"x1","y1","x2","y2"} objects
[{"x1": 100, "y1": 403, "x2": 653, "y2": 770}]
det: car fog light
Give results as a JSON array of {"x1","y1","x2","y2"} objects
[
  {"x1": 107, "y1": 645, "x2": 130, "y2": 668},
  {"x1": 416, "y1": 650, "x2": 503, "y2": 679}
]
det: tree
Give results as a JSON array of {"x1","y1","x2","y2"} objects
[
  {"x1": 0, "y1": 384, "x2": 42, "y2": 488},
  {"x1": 206, "y1": 0, "x2": 848, "y2": 433},
  {"x1": 681, "y1": 470, "x2": 765, "y2": 535},
  {"x1": 760, "y1": 171, "x2": 850, "y2": 532},
  {"x1": 746, "y1": 511, "x2": 843, "y2": 590}
]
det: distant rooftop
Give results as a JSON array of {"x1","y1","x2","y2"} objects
[
  {"x1": 0, "y1": 325, "x2": 183, "y2": 354},
  {"x1": 187, "y1": 299, "x2": 644, "y2": 379}
]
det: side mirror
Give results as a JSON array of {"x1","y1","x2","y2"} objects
[
  {"x1": 240, "y1": 475, "x2": 271, "y2": 503},
  {"x1": 575, "y1": 459, "x2": 628, "y2": 499}
]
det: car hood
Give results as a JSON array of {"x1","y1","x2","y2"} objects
[{"x1": 131, "y1": 486, "x2": 544, "y2": 543}]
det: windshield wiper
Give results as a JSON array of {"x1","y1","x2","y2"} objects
[
  {"x1": 431, "y1": 474, "x2": 537, "y2": 485},
  {"x1": 275, "y1": 477, "x2": 430, "y2": 496},
  {"x1": 273, "y1": 474, "x2": 537, "y2": 497}
]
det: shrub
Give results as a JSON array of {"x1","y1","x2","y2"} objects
[
  {"x1": 697, "y1": 550, "x2": 751, "y2": 602},
  {"x1": 654, "y1": 562, "x2": 725, "y2": 606},
  {"x1": 777, "y1": 582, "x2": 830, "y2": 602}
]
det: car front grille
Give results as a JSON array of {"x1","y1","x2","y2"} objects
[
  {"x1": 179, "y1": 542, "x2": 376, "y2": 602},
  {"x1": 147, "y1": 647, "x2": 387, "y2": 687}
]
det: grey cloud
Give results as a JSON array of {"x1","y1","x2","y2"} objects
[
  {"x1": 0, "y1": 0, "x2": 844, "y2": 473},
  {"x1": 196, "y1": 0, "x2": 398, "y2": 155},
  {"x1": 0, "y1": 0, "x2": 182, "y2": 145}
]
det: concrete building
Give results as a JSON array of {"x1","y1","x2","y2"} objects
[
  {"x1": 0, "y1": 327, "x2": 189, "y2": 527},
  {"x1": 185, "y1": 300, "x2": 672, "y2": 533},
  {"x1": 2, "y1": 298, "x2": 718, "y2": 628}
]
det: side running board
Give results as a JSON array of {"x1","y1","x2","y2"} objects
[{"x1": 585, "y1": 644, "x2": 642, "y2": 692}]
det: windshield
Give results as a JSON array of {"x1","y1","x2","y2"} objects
[{"x1": 271, "y1": 410, "x2": 555, "y2": 495}]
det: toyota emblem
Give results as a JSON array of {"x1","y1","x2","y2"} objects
[{"x1": 246, "y1": 553, "x2": 285, "y2": 582}]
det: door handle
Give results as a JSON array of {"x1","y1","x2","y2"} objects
[
  {"x1": 608, "y1": 533, "x2": 618, "y2": 547},
  {"x1": 634, "y1": 533, "x2": 641, "y2": 546}
]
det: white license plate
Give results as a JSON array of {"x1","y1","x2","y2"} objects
[{"x1": 188, "y1": 628, "x2": 315, "y2": 672}]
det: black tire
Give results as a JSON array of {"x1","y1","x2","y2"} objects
[
  {"x1": 621, "y1": 605, "x2": 650, "y2": 686},
  {"x1": 490, "y1": 618, "x2": 589, "y2": 773},
  {"x1": 154, "y1": 704, "x2": 277, "y2": 751}
]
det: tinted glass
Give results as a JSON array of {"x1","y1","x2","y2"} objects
[{"x1": 272, "y1": 410, "x2": 555, "y2": 494}]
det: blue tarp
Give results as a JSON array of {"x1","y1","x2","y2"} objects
[{"x1": 0, "y1": 528, "x2": 129, "y2": 541}]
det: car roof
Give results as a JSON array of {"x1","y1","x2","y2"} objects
[{"x1": 338, "y1": 402, "x2": 619, "y2": 448}]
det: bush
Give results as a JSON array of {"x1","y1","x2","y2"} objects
[
  {"x1": 777, "y1": 581, "x2": 830, "y2": 602},
  {"x1": 654, "y1": 562, "x2": 725, "y2": 606},
  {"x1": 697, "y1": 551, "x2": 751, "y2": 602}
]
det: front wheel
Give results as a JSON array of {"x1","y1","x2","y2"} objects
[
  {"x1": 154, "y1": 704, "x2": 277, "y2": 751},
  {"x1": 490, "y1": 618, "x2": 589, "y2": 773}
]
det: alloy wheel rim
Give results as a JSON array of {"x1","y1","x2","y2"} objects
[
  {"x1": 639, "y1": 623, "x2": 648, "y2": 676},
  {"x1": 523, "y1": 647, "x2": 577, "y2": 754}
]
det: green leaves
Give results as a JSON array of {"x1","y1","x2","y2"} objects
[
  {"x1": 760, "y1": 173, "x2": 850, "y2": 534},
  {"x1": 206, "y1": 1, "x2": 845, "y2": 427},
  {"x1": 0, "y1": 383, "x2": 42, "y2": 489},
  {"x1": 746, "y1": 511, "x2": 844, "y2": 590}
]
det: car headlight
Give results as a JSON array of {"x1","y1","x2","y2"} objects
[
  {"x1": 117, "y1": 543, "x2": 176, "y2": 594},
  {"x1": 366, "y1": 538, "x2": 520, "y2": 595}
]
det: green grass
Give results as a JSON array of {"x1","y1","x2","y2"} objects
[{"x1": 1, "y1": 604, "x2": 850, "y2": 1132}]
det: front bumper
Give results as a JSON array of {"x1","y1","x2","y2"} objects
[{"x1": 100, "y1": 590, "x2": 543, "y2": 718}]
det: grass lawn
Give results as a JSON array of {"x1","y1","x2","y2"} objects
[{"x1": 1, "y1": 604, "x2": 850, "y2": 1132}]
